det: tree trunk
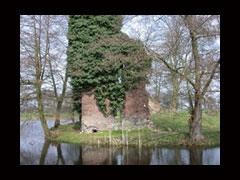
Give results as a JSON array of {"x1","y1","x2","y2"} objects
[
  {"x1": 54, "y1": 112, "x2": 61, "y2": 128},
  {"x1": 36, "y1": 83, "x2": 51, "y2": 137},
  {"x1": 53, "y1": 62, "x2": 69, "y2": 128},
  {"x1": 189, "y1": 94, "x2": 204, "y2": 143},
  {"x1": 185, "y1": 16, "x2": 204, "y2": 144},
  {"x1": 171, "y1": 85, "x2": 178, "y2": 112},
  {"x1": 33, "y1": 15, "x2": 50, "y2": 138},
  {"x1": 54, "y1": 100, "x2": 63, "y2": 128},
  {"x1": 71, "y1": 107, "x2": 75, "y2": 123},
  {"x1": 79, "y1": 113, "x2": 82, "y2": 130}
]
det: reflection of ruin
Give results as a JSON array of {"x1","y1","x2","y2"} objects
[
  {"x1": 121, "y1": 146, "x2": 152, "y2": 165},
  {"x1": 81, "y1": 145, "x2": 110, "y2": 165},
  {"x1": 79, "y1": 145, "x2": 152, "y2": 165},
  {"x1": 21, "y1": 139, "x2": 219, "y2": 165}
]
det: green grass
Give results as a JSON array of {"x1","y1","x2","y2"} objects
[
  {"x1": 20, "y1": 112, "x2": 79, "y2": 121},
  {"x1": 20, "y1": 112, "x2": 39, "y2": 120},
  {"x1": 49, "y1": 110, "x2": 220, "y2": 147}
]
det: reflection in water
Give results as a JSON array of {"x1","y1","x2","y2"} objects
[
  {"x1": 39, "y1": 140, "x2": 51, "y2": 165},
  {"x1": 20, "y1": 120, "x2": 220, "y2": 165},
  {"x1": 56, "y1": 143, "x2": 66, "y2": 165},
  {"x1": 22, "y1": 142, "x2": 220, "y2": 165},
  {"x1": 74, "y1": 146, "x2": 82, "y2": 165},
  {"x1": 190, "y1": 147, "x2": 203, "y2": 165}
]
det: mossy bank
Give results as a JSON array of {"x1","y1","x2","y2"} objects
[{"x1": 49, "y1": 110, "x2": 220, "y2": 147}]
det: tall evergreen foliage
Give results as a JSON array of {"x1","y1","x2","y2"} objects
[{"x1": 67, "y1": 15, "x2": 151, "y2": 117}]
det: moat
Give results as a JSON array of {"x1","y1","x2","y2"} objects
[{"x1": 20, "y1": 120, "x2": 220, "y2": 165}]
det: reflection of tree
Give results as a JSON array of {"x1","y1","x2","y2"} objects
[
  {"x1": 109, "y1": 146, "x2": 112, "y2": 165},
  {"x1": 189, "y1": 147, "x2": 203, "y2": 165},
  {"x1": 74, "y1": 146, "x2": 83, "y2": 165},
  {"x1": 174, "y1": 149, "x2": 188, "y2": 165},
  {"x1": 39, "y1": 140, "x2": 67, "y2": 165},
  {"x1": 39, "y1": 140, "x2": 51, "y2": 165},
  {"x1": 174, "y1": 149, "x2": 181, "y2": 165},
  {"x1": 56, "y1": 144, "x2": 66, "y2": 165}
]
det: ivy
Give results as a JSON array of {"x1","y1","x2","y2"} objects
[{"x1": 67, "y1": 15, "x2": 151, "y2": 118}]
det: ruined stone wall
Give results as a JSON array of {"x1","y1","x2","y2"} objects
[
  {"x1": 81, "y1": 91, "x2": 114, "y2": 133},
  {"x1": 81, "y1": 82, "x2": 153, "y2": 132},
  {"x1": 148, "y1": 98, "x2": 162, "y2": 114},
  {"x1": 122, "y1": 82, "x2": 153, "y2": 129}
]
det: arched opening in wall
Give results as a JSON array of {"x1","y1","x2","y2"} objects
[{"x1": 92, "y1": 128, "x2": 98, "y2": 133}]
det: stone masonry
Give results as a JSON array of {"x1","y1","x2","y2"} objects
[
  {"x1": 81, "y1": 82, "x2": 153, "y2": 133},
  {"x1": 81, "y1": 91, "x2": 114, "y2": 133},
  {"x1": 122, "y1": 82, "x2": 153, "y2": 129}
]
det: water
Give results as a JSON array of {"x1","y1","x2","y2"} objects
[{"x1": 20, "y1": 120, "x2": 220, "y2": 165}]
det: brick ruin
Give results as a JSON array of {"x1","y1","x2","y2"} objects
[
  {"x1": 80, "y1": 82, "x2": 152, "y2": 133},
  {"x1": 122, "y1": 82, "x2": 153, "y2": 129},
  {"x1": 81, "y1": 91, "x2": 114, "y2": 133}
]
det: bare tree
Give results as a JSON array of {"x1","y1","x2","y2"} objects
[
  {"x1": 123, "y1": 15, "x2": 190, "y2": 112},
  {"x1": 20, "y1": 15, "x2": 51, "y2": 137},
  {"x1": 20, "y1": 15, "x2": 69, "y2": 136},
  {"x1": 130, "y1": 15, "x2": 220, "y2": 143},
  {"x1": 159, "y1": 15, "x2": 219, "y2": 143},
  {"x1": 44, "y1": 15, "x2": 69, "y2": 128}
]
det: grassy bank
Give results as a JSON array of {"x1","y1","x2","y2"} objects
[
  {"x1": 20, "y1": 112, "x2": 79, "y2": 121},
  {"x1": 49, "y1": 110, "x2": 220, "y2": 147}
]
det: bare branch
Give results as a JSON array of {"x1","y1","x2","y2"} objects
[{"x1": 201, "y1": 59, "x2": 220, "y2": 96}]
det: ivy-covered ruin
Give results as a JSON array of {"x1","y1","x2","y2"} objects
[{"x1": 67, "y1": 15, "x2": 152, "y2": 132}]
